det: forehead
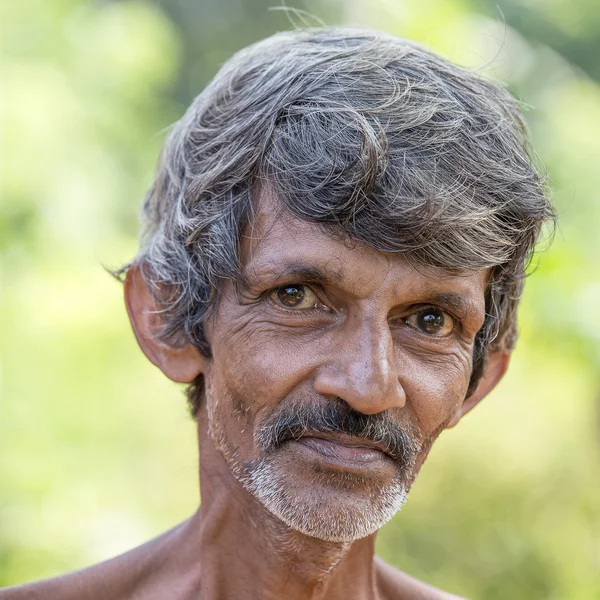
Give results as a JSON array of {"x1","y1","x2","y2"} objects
[{"x1": 240, "y1": 188, "x2": 488, "y2": 307}]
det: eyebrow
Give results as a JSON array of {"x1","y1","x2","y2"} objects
[
  {"x1": 243, "y1": 263, "x2": 345, "y2": 288},
  {"x1": 420, "y1": 292, "x2": 479, "y2": 319}
]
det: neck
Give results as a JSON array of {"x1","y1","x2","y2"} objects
[{"x1": 183, "y1": 413, "x2": 380, "y2": 600}]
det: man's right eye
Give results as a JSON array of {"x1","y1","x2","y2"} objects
[{"x1": 270, "y1": 285, "x2": 319, "y2": 310}]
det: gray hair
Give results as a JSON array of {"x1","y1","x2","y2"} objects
[{"x1": 123, "y1": 28, "x2": 554, "y2": 413}]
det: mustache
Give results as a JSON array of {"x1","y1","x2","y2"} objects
[{"x1": 257, "y1": 398, "x2": 420, "y2": 464}]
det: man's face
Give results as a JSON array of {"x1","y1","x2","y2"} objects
[{"x1": 202, "y1": 194, "x2": 487, "y2": 542}]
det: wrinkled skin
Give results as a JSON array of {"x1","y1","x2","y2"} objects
[
  {"x1": 0, "y1": 191, "x2": 509, "y2": 600},
  {"x1": 202, "y1": 193, "x2": 488, "y2": 543}
]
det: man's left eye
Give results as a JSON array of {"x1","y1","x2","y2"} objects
[
  {"x1": 404, "y1": 307, "x2": 455, "y2": 336},
  {"x1": 270, "y1": 285, "x2": 319, "y2": 310}
]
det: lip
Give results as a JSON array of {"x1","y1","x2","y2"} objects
[{"x1": 291, "y1": 434, "x2": 393, "y2": 471}]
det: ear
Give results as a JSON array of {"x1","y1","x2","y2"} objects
[
  {"x1": 446, "y1": 351, "x2": 511, "y2": 428},
  {"x1": 124, "y1": 265, "x2": 207, "y2": 383}
]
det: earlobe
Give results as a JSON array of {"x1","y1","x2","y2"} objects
[
  {"x1": 446, "y1": 351, "x2": 511, "y2": 428},
  {"x1": 124, "y1": 265, "x2": 207, "y2": 383}
]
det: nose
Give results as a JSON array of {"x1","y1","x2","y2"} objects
[{"x1": 313, "y1": 317, "x2": 406, "y2": 415}]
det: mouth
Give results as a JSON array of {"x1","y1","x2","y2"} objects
[{"x1": 291, "y1": 433, "x2": 394, "y2": 472}]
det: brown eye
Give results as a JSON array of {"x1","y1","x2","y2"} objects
[
  {"x1": 405, "y1": 308, "x2": 454, "y2": 336},
  {"x1": 272, "y1": 285, "x2": 318, "y2": 309}
]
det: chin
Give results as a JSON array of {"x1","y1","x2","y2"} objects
[{"x1": 240, "y1": 455, "x2": 410, "y2": 543}]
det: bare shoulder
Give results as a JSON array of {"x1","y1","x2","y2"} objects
[
  {"x1": 0, "y1": 552, "x2": 141, "y2": 600},
  {"x1": 0, "y1": 571, "x2": 91, "y2": 600},
  {"x1": 375, "y1": 556, "x2": 465, "y2": 600},
  {"x1": 0, "y1": 521, "x2": 192, "y2": 600}
]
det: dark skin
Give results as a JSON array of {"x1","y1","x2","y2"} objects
[{"x1": 1, "y1": 191, "x2": 509, "y2": 600}]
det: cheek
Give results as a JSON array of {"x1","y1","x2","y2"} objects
[
  {"x1": 398, "y1": 348, "x2": 472, "y2": 437},
  {"x1": 206, "y1": 322, "x2": 322, "y2": 446}
]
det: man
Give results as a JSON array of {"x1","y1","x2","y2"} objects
[{"x1": 2, "y1": 28, "x2": 553, "y2": 599}]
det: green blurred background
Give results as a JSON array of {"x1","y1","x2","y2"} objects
[{"x1": 1, "y1": 0, "x2": 599, "y2": 597}]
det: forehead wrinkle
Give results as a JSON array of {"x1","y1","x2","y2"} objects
[
  {"x1": 244, "y1": 183, "x2": 387, "y2": 287},
  {"x1": 240, "y1": 199, "x2": 289, "y2": 269},
  {"x1": 243, "y1": 188, "x2": 488, "y2": 307}
]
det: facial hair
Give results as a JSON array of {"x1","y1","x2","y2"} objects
[{"x1": 208, "y1": 390, "x2": 422, "y2": 543}]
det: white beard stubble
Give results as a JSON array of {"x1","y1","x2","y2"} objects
[{"x1": 205, "y1": 380, "x2": 410, "y2": 543}]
